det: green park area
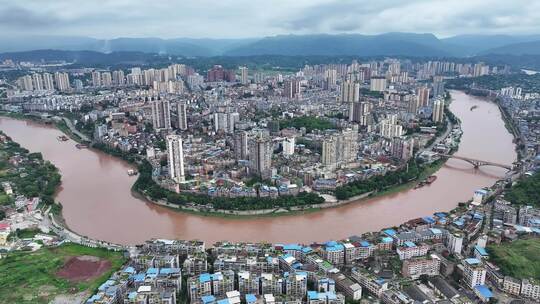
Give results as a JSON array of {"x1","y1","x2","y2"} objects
[
  {"x1": 505, "y1": 172, "x2": 540, "y2": 207},
  {"x1": 0, "y1": 243, "x2": 125, "y2": 303},
  {"x1": 279, "y1": 116, "x2": 335, "y2": 132},
  {"x1": 488, "y1": 238, "x2": 540, "y2": 280}
]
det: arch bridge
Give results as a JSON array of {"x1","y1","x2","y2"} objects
[{"x1": 437, "y1": 154, "x2": 512, "y2": 171}]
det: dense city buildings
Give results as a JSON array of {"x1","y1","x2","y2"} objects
[{"x1": 2, "y1": 51, "x2": 540, "y2": 304}]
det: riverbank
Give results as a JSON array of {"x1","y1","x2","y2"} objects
[
  {"x1": 1, "y1": 106, "x2": 458, "y2": 219},
  {"x1": 0, "y1": 111, "x2": 86, "y2": 144},
  {"x1": 133, "y1": 159, "x2": 444, "y2": 219},
  {"x1": 0, "y1": 90, "x2": 517, "y2": 244}
]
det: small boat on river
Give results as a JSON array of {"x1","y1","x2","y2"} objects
[{"x1": 414, "y1": 175, "x2": 438, "y2": 189}]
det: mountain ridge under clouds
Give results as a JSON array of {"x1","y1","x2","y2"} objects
[{"x1": 2, "y1": 33, "x2": 540, "y2": 58}]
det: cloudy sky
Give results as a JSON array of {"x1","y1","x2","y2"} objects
[{"x1": 1, "y1": 0, "x2": 539, "y2": 39}]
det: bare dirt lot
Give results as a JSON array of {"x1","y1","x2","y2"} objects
[{"x1": 56, "y1": 255, "x2": 111, "y2": 282}]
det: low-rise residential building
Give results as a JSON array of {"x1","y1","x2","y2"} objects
[
  {"x1": 401, "y1": 255, "x2": 440, "y2": 279},
  {"x1": 521, "y1": 279, "x2": 540, "y2": 301},
  {"x1": 502, "y1": 276, "x2": 521, "y2": 296},
  {"x1": 462, "y1": 258, "x2": 486, "y2": 289},
  {"x1": 396, "y1": 242, "x2": 429, "y2": 260}
]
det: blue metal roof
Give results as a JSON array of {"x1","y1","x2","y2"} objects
[
  {"x1": 434, "y1": 212, "x2": 447, "y2": 218},
  {"x1": 381, "y1": 236, "x2": 393, "y2": 243},
  {"x1": 429, "y1": 228, "x2": 443, "y2": 234},
  {"x1": 245, "y1": 294, "x2": 257, "y2": 303},
  {"x1": 404, "y1": 241, "x2": 416, "y2": 248},
  {"x1": 475, "y1": 285, "x2": 493, "y2": 298},
  {"x1": 325, "y1": 241, "x2": 344, "y2": 251},
  {"x1": 383, "y1": 229, "x2": 396, "y2": 236},
  {"x1": 473, "y1": 213, "x2": 484, "y2": 220},
  {"x1": 302, "y1": 246, "x2": 313, "y2": 253},
  {"x1": 200, "y1": 273, "x2": 212, "y2": 283},
  {"x1": 307, "y1": 291, "x2": 318, "y2": 300},
  {"x1": 283, "y1": 244, "x2": 302, "y2": 251},
  {"x1": 422, "y1": 216, "x2": 435, "y2": 223},
  {"x1": 202, "y1": 295, "x2": 216, "y2": 304},
  {"x1": 160, "y1": 267, "x2": 180, "y2": 274},
  {"x1": 146, "y1": 267, "x2": 159, "y2": 274},
  {"x1": 87, "y1": 294, "x2": 102, "y2": 302},
  {"x1": 128, "y1": 292, "x2": 137, "y2": 300},
  {"x1": 360, "y1": 240, "x2": 371, "y2": 247},
  {"x1": 465, "y1": 258, "x2": 481, "y2": 265},
  {"x1": 133, "y1": 273, "x2": 145, "y2": 282},
  {"x1": 453, "y1": 219, "x2": 465, "y2": 227},
  {"x1": 475, "y1": 245, "x2": 489, "y2": 256}
]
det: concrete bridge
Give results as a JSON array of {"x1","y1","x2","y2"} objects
[{"x1": 437, "y1": 153, "x2": 513, "y2": 170}]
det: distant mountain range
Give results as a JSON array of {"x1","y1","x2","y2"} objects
[{"x1": 2, "y1": 32, "x2": 540, "y2": 58}]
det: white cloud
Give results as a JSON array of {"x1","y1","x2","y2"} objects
[{"x1": 0, "y1": 0, "x2": 539, "y2": 38}]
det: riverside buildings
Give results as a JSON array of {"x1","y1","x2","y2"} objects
[{"x1": 432, "y1": 98, "x2": 445, "y2": 123}]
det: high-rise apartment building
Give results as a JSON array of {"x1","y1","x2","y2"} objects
[
  {"x1": 92, "y1": 71, "x2": 101, "y2": 87},
  {"x1": 43, "y1": 73, "x2": 54, "y2": 90},
  {"x1": 234, "y1": 131, "x2": 249, "y2": 161},
  {"x1": 214, "y1": 111, "x2": 239, "y2": 134},
  {"x1": 322, "y1": 128, "x2": 358, "y2": 168},
  {"x1": 370, "y1": 77, "x2": 387, "y2": 92},
  {"x1": 391, "y1": 137, "x2": 414, "y2": 160},
  {"x1": 54, "y1": 72, "x2": 70, "y2": 91},
  {"x1": 282, "y1": 137, "x2": 295, "y2": 156},
  {"x1": 239, "y1": 66, "x2": 249, "y2": 85},
  {"x1": 408, "y1": 95, "x2": 421, "y2": 114},
  {"x1": 340, "y1": 81, "x2": 360, "y2": 103},
  {"x1": 432, "y1": 98, "x2": 445, "y2": 123},
  {"x1": 349, "y1": 101, "x2": 372, "y2": 126},
  {"x1": 151, "y1": 98, "x2": 172, "y2": 131},
  {"x1": 417, "y1": 86, "x2": 430, "y2": 108},
  {"x1": 101, "y1": 72, "x2": 112, "y2": 87},
  {"x1": 379, "y1": 116, "x2": 403, "y2": 138},
  {"x1": 112, "y1": 70, "x2": 125, "y2": 86},
  {"x1": 432, "y1": 76, "x2": 445, "y2": 97},
  {"x1": 207, "y1": 65, "x2": 236, "y2": 82},
  {"x1": 176, "y1": 103, "x2": 188, "y2": 130},
  {"x1": 32, "y1": 73, "x2": 43, "y2": 91},
  {"x1": 283, "y1": 79, "x2": 301, "y2": 99},
  {"x1": 249, "y1": 135, "x2": 273, "y2": 179},
  {"x1": 18, "y1": 75, "x2": 33, "y2": 91},
  {"x1": 166, "y1": 135, "x2": 185, "y2": 183},
  {"x1": 325, "y1": 69, "x2": 338, "y2": 86}
]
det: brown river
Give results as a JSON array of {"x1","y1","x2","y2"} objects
[{"x1": 0, "y1": 90, "x2": 516, "y2": 245}]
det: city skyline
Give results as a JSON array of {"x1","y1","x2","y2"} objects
[{"x1": 1, "y1": 0, "x2": 540, "y2": 39}]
